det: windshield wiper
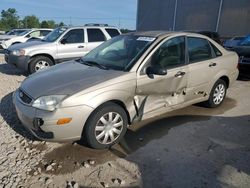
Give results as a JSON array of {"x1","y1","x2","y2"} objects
[{"x1": 77, "y1": 59, "x2": 109, "y2": 70}]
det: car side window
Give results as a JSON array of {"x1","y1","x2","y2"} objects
[
  {"x1": 29, "y1": 31, "x2": 41, "y2": 38},
  {"x1": 210, "y1": 42, "x2": 222, "y2": 57},
  {"x1": 187, "y1": 37, "x2": 213, "y2": 63},
  {"x1": 105, "y1": 29, "x2": 120, "y2": 38},
  {"x1": 61, "y1": 29, "x2": 84, "y2": 44},
  {"x1": 87, "y1": 28, "x2": 106, "y2": 42},
  {"x1": 150, "y1": 36, "x2": 185, "y2": 69}
]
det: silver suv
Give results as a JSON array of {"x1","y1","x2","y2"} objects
[
  {"x1": 5, "y1": 25, "x2": 121, "y2": 74},
  {"x1": 13, "y1": 31, "x2": 239, "y2": 149}
]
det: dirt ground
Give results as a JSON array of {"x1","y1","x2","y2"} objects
[{"x1": 0, "y1": 54, "x2": 250, "y2": 188}]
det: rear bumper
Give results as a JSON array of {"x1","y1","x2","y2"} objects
[
  {"x1": 13, "y1": 90, "x2": 94, "y2": 142},
  {"x1": 5, "y1": 52, "x2": 30, "y2": 71}
]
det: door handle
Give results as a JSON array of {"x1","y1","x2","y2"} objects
[
  {"x1": 78, "y1": 45, "x2": 84, "y2": 48},
  {"x1": 175, "y1": 71, "x2": 186, "y2": 77},
  {"x1": 209, "y1": 62, "x2": 217, "y2": 67}
]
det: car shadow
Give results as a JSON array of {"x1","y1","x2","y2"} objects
[
  {"x1": 125, "y1": 114, "x2": 250, "y2": 188},
  {"x1": 0, "y1": 92, "x2": 36, "y2": 140},
  {"x1": 0, "y1": 62, "x2": 28, "y2": 76}
]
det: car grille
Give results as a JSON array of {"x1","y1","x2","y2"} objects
[{"x1": 19, "y1": 89, "x2": 32, "y2": 104}]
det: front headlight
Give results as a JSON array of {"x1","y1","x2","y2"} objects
[
  {"x1": 12, "y1": 49, "x2": 25, "y2": 56},
  {"x1": 32, "y1": 95, "x2": 67, "y2": 111}
]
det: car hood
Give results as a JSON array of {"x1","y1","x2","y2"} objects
[
  {"x1": 21, "y1": 60, "x2": 128, "y2": 99},
  {"x1": 8, "y1": 41, "x2": 50, "y2": 51},
  {"x1": 0, "y1": 35, "x2": 15, "y2": 40}
]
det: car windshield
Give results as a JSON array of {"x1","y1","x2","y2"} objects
[
  {"x1": 43, "y1": 27, "x2": 67, "y2": 42},
  {"x1": 17, "y1": 30, "x2": 31, "y2": 36},
  {"x1": 6, "y1": 29, "x2": 27, "y2": 35},
  {"x1": 81, "y1": 35, "x2": 156, "y2": 71}
]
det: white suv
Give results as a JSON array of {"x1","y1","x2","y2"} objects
[
  {"x1": 0, "y1": 28, "x2": 52, "y2": 49},
  {"x1": 5, "y1": 24, "x2": 121, "y2": 73}
]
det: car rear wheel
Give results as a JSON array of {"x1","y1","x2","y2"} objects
[
  {"x1": 84, "y1": 102, "x2": 128, "y2": 149},
  {"x1": 29, "y1": 56, "x2": 53, "y2": 74},
  {"x1": 204, "y1": 79, "x2": 227, "y2": 108}
]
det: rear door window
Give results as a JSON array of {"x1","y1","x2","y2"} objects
[
  {"x1": 105, "y1": 29, "x2": 120, "y2": 38},
  {"x1": 87, "y1": 28, "x2": 106, "y2": 42},
  {"x1": 187, "y1": 37, "x2": 213, "y2": 63}
]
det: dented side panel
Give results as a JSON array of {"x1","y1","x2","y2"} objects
[{"x1": 135, "y1": 66, "x2": 188, "y2": 119}]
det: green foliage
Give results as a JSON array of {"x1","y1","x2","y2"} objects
[
  {"x1": 0, "y1": 8, "x2": 19, "y2": 30},
  {"x1": 0, "y1": 8, "x2": 66, "y2": 31},
  {"x1": 40, "y1": 20, "x2": 49, "y2": 28},
  {"x1": 22, "y1": 15, "x2": 40, "y2": 28}
]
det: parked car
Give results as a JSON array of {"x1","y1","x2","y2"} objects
[
  {"x1": 230, "y1": 35, "x2": 250, "y2": 78},
  {"x1": 186, "y1": 31, "x2": 222, "y2": 44},
  {"x1": 13, "y1": 31, "x2": 238, "y2": 149},
  {"x1": 223, "y1": 36, "x2": 245, "y2": 49},
  {"x1": 5, "y1": 29, "x2": 30, "y2": 36},
  {"x1": 0, "y1": 28, "x2": 52, "y2": 49},
  {"x1": 5, "y1": 25, "x2": 121, "y2": 74}
]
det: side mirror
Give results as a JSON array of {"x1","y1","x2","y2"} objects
[
  {"x1": 146, "y1": 66, "x2": 167, "y2": 76},
  {"x1": 60, "y1": 38, "x2": 67, "y2": 44},
  {"x1": 26, "y1": 34, "x2": 30, "y2": 38}
]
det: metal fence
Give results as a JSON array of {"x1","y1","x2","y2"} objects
[{"x1": 137, "y1": 0, "x2": 250, "y2": 37}]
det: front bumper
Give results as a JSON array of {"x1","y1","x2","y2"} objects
[
  {"x1": 5, "y1": 51, "x2": 30, "y2": 71},
  {"x1": 13, "y1": 90, "x2": 94, "y2": 142}
]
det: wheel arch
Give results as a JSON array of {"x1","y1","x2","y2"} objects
[
  {"x1": 29, "y1": 53, "x2": 55, "y2": 65},
  {"x1": 87, "y1": 100, "x2": 132, "y2": 125},
  {"x1": 219, "y1": 75, "x2": 229, "y2": 88}
]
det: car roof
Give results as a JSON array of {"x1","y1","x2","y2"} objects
[
  {"x1": 123, "y1": 30, "x2": 207, "y2": 39},
  {"x1": 64, "y1": 25, "x2": 120, "y2": 30}
]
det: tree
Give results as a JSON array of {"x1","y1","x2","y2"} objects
[
  {"x1": 1, "y1": 8, "x2": 19, "y2": 30},
  {"x1": 40, "y1": 20, "x2": 49, "y2": 28},
  {"x1": 58, "y1": 22, "x2": 65, "y2": 27},
  {"x1": 22, "y1": 15, "x2": 40, "y2": 28},
  {"x1": 47, "y1": 20, "x2": 56, "y2": 28},
  {"x1": 41, "y1": 20, "x2": 57, "y2": 28}
]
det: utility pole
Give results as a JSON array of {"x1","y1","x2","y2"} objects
[
  {"x1": 69, "y1": 16, "x2": 72, "y2": 26},
  {"x1": 173, "y1": 0, "x2": 178, "y2": 31},
  {"x1": 216, "y1": 0, "x2": 224, "y2": 32},
  {"x1": 118, "y1": 17, "x2": 121, "y2": 28}
]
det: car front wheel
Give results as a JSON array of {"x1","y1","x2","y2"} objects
[
  {"x1": 204, "y1": 79, "x2": 227, "y2": 108},
  {"x1": 29, "y1": 56, "x2": 53, "y2": 74},
  {"x1": 84, "y1": 102, "x2": 128, "y2": 149}
]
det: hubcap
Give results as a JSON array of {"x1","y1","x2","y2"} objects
[
  {"x1": 95, "y1": 112, "x2": 123, "y2": 145},
  {"x1": 35, "y1": 61, "x2": 50, "y2": 71},
  {"x1": 213, "y1": 84, "x2": 225, "y2": 105}
]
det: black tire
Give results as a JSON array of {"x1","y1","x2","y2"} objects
[
  {"x1": 84, "y1": 102, "x2": 128, "y2": 149},
  {"x1": 29, "y1": 56, "x2": 53, "y2": 74},
  {"x1": 203, "y1": 79, "x2": 227, "y2": 108}
]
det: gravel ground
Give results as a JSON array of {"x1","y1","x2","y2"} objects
[{"x1": 0, "y1": 55, "x2": 250, "y2": 188}]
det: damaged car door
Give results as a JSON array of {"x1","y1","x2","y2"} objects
[{"x1": 135, "y1": 36, "x2": 188, "y2": 119}]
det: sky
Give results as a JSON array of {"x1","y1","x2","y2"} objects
[{"x1": 0, "y1": 0, "x2": 137, "y2": 29}]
